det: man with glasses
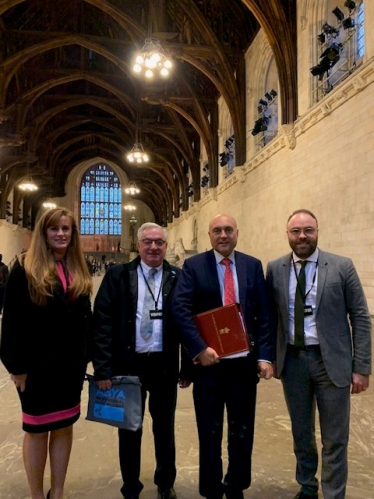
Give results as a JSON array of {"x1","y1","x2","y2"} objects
[
  {"x1": 172, "y1": 213, "x2": 273, "y2": 499},
  {"x1": 93, "y1": 223, "x2": 191, "y2": 499},
  {"x1": 266, "y1": 209, "x2": 371, "y2": 499}
]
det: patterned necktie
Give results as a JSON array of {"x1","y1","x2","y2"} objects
[
  {"x1": 140, "y1": 268, "x2": 157, "y2": 339},
  {"x1": 294, "y1": 260, "x2": 308, "y2": 347},
  {"x1": 221, "y1": 258, "x2": 236, "y2": 305}
]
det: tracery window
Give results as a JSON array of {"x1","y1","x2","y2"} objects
[
  {"x1": 311, "y1": 1, "x2": 365, "y2": 103},
  {"x1": 80, "y1": 164, "x2": 122, "y2": 235}
]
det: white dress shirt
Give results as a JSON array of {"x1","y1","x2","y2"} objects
[
  {"x1": 135, "y1": 261, "x2": 163, "y2": 353},
  {"x1": 288, "y1": 248, "x2": 319, "y2": 345}
]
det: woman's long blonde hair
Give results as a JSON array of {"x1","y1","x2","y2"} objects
[{"x1": 21, "y1": 207, "x2": 92, "y2": 306}]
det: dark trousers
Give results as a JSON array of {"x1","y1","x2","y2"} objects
[
  {"x1": 118, "y1": 353, "x2": 177, "y2": 496},
  {"x1": 282, "y1": 347, "x2": 350, "y2": 499},
  {"x1": 192, "y1": 355, "x2": 258, "y2": 498}
]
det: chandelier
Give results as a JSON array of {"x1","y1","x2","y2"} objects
[
  {"x1": 124, "y1": 182, "x2": 140, "y2": 195},
  {"x1": 126, "y1": 143, "x2": 149, "y2": 164},
  {"x1": 124, "y1": 202, "x2": 136, "y2": 211},
  {"x1": 18, "y1": 178, "x2": 38, "y2": 192},
  {"x1": 43, "y1": 201, "x2": 57, "y2": 209},
  {"x1": 133, "y1": 38, "x2": 172, "y2": 78}
]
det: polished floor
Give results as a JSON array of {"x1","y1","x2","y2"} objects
[{"x1": 0, "y1": 276, "x2": 373, "y2": 498}]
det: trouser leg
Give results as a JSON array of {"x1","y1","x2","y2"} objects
[
  {"x1": 281, "y1": 350, "x2": 319, "y2": 495},
  {"x1": 148, "y1": 378, "x2": 177, "y2": 489},
  {"x1": 224, "y1": 357, "x2": 257, "y2": 493},
  {"x1": 193, "y1": 365, "x2": 225, "y2": 498},
  {"x1": 313, "y1": 355, "x2": 350, "y2": 499}
]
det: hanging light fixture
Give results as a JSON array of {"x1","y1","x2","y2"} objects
[
  {"x1": 127, "y1": 109, "x2": 149, "y2": 165},
  {"x1": 124, "y1": 182, "x2": 140, "y2": 195},
  {"x1": 19, "y1": 179, "x2": 38, "y2": 192},
  {"x1": 124, "y1": 202, "x2": 136, "y2": 211},
  {"x1": 43, "y1": 200, "x2": 57, "y2": 209},
  {"x1": 133, "y1": 38, "x2": 172, "y2": 78},
  {"x1": 19, "y1": 142, "x2": 39, "y2": 192},
  {"x1": 127, "y1": 143, "x2": 149, "y2": 164}
]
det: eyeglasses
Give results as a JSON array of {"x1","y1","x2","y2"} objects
[
  {"x1": 211, "y1": 227, "x2": 234, "y2": 235},
  {"x1": 139, "y1": 239, "x2": 166, "y2": 247},
  {"x1": 288, "y1": 228, "x2": 317, "y2": 237}
]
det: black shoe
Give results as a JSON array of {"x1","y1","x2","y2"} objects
[
  {"x1": 46, "y1": 491, "x2": 51, "y2": 499},
  {"x1": 157, "y1": 488, "x2": 177, "y2": 499},
  {"x1": 294, "y1": 491, "x2": 318, "y2": 499}
]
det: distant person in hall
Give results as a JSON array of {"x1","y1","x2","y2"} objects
[
  {"x1": 92, "y1": 222, "x2": 191, "y2": 499},
  {"x1": 0, "y1": 207, "x2": 93, "y2": 499},
  {"x1": 266, "y1": 209, "x2": 372, "y2": 499},
  {"x1": 0, "y1": 253, "x2": 9, "y2": 314},
  {"x1": 171, "y1": 214, "x2": 273, "y2": 499}
]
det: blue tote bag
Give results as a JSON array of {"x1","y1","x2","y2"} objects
[{"x1": 86, "y1": 374, "x2": 142, "y2": 431}]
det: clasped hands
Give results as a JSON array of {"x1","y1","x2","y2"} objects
[{"x1": 195, "y1": 347, "x2": 273, "y2": 380}]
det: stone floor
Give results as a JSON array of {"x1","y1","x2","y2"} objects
[{"x1": 0, "y1": 276, "x2": 373, "y2": 498}]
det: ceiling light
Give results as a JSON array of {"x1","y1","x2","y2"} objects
[
  {"x1": 132, "y1": 38, "x2": 172, "y2": 78},
  {"x1": 126, "y1": 143, "x2": 149, "y2": 165},
  {"x1": 124, "y1": 182, "x2": 140, "y2": 195},
  {"x1": 18, "y1": 178, "x2": 38, "y2": 192},
  {"x1": 124, "y1": 203, "x2": 136, "y2": 211},
  {"x1": 43, "y1": 201, "x2": 57, "y2": 209}
]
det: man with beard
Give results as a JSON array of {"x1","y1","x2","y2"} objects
[{"x1": 266, "y1": 209, "x2": 371, "y2": 499}]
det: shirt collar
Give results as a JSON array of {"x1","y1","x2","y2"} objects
[
  {"x1": 140, "y1": 260, "x2": 163, "y2": 274},
  {"x1": 214, "y1": 249, "x2": 235, "y2": 265},
  {"x1": 292, "y1": 248, "x2": 319, "y2": 264}
]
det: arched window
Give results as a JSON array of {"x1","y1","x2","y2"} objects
[
  {"x1": 311, "y1": 1, "x2": 365, "y2": 102},
  {"x1": 80, "y1": 164, "x2": 122, "y2": 236},
  {"x1": 357, "y1": 2, "x2": 365, "y2": 58}
]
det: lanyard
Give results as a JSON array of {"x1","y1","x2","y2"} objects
[
  {"x1": 140, "y1": 266, "x2": 163, "y2": 310},
  {"x1": 292, "y1": 258, "x2": 318, "y2": 304}
]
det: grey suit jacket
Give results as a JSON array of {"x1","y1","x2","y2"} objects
[{"x1": 266, "y1": 249, "x2": 372, "y2": 387}]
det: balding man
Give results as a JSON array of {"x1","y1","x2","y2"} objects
[{"x1": 172, "y1": 214, "x2": 273, "y2": 499}]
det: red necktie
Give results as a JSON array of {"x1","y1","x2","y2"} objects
[{"x1": 221, "y1": 258, "x2": 236, "y2": 305}]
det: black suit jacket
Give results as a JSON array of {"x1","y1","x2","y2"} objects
[
  {"x1": 93, "y1": 256, "x2": 188, "y2": 382},
  {"x1": 171, "y1": 250, "x2": 273, "y2": 362}
]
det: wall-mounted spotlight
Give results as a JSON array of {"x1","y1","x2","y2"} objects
[
  {"x1": 322, "y1": 22, "x2": 339, "y2": 37},
  {"x1": 343, "y1": 17, "x2": 355, "y2": 29},
  {"x1": 318, "y1": 33, "x2": 326, "y2": 44},
  {"x1": 259, "y1": 98, "x2": 268, "y2": 107},
  {"x1": 264, "y1": 92, "x2": 273, "y2": 101},
  {"x1": 270, "y1": 89, "x2": 278, "y2": 98},
  {"x1": 321, "y1": 43, "x2": 343, "y2": 63},
  {"x1": 344, "y1": 1, "x2": 356, "y2": 10},
  {"x1": 202, "y1": 164, "x2": 209, "y2": 172},
  {"x1": 332, "y1": 7, "x2": 345, "y2": 22},
  {"x1": 201, "y1": 175, "x2": 209, "y2": 187},
  {"x1": 251, "y1": 116, "x2": 270, "y2": 136},
  {"x1": 219, "y1": 152, "x2": 228, "y2": 167}
]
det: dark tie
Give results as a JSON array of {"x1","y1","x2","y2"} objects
[
  {"x1": 221, "y1": 258, "x2": 236, "y2": 305},
  {"x1": 294, "y1": 260, "x2": 308, "y2": 347},
  {"x1": 140, "y1": 268, "x2": 157, "y2": 339}
]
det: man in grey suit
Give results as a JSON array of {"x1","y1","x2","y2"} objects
[{"x1": 266, "y1": 209, "x2": 371, "y2": 499}]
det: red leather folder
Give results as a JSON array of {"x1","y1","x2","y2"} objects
[{"x1": 193, "y1": 303, "x2": 250, "y2": 358}]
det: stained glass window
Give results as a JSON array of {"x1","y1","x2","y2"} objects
[{"x1": 80, "y1": 164, "x2": 122, "y2": 235}]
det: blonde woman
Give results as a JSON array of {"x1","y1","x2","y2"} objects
[{"x1": 0, "y1": 207, "x2": 93, "y2": 499}]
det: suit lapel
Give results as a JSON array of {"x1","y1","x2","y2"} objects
[
  {"x1": 235, "y1": 252, "x2": 247, "y2": 309},
  {"x1": 282, "y1": 255, "x2": 291, "y2": 309},
  {"x1": 206, "y1": 250, "x2": 223, "y2": 305},
  {"x1": 316, "y1": 250, "x2": 328, "y2": 311}
]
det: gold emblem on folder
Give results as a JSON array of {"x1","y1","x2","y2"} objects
[{"x1": 219, "y1": 327, "x2": 230, "y2": 335}]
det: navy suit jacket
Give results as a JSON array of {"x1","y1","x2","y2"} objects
[{"x1": 172, "y1": 249, "x2": 273, "y2": 362}]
